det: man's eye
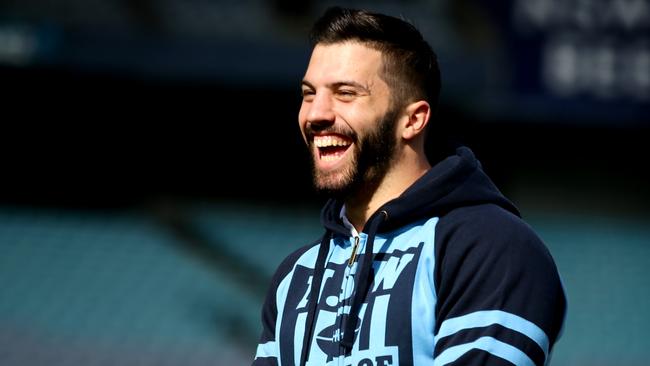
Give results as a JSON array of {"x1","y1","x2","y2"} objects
[
  {"x1": 337, "y1": 90, "x2": 356, "y2": 98},
  {"x1": 301, "y1": 90, "x2": 315, "y2": 99}
]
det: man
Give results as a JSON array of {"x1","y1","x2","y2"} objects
[{"x1": 254, "y1": 7, "x2": 566, "y2": 366}]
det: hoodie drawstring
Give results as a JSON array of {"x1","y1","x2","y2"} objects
[
  {"x1": 300, "y1": 210, "x2": 388, "y2": 364},
  {"x1": 299, "y1": 230, "x2": 331, "y2": 366},
  {"x1": 341, "y1": 210, "x2": 387, "y2": 350}
]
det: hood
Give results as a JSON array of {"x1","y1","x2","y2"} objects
[{"x1": 321, "y1": 146, "x2": 519, "y2": 235}]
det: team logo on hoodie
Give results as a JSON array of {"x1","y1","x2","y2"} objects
[{"x1": 284, "y1": 244, "x2": 423, "y2": 365}]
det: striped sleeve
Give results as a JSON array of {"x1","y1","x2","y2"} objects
[{"x1": 433, "y1": 205, "x2": 566, "y2": 366}]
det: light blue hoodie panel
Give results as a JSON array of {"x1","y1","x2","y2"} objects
[{"x1": 264, "y1": 216, "x2": 440, "y2": 366}]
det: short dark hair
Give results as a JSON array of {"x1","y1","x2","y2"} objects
[{"x1": 310, "y1": 7, "x2": 441, "y2": 112}]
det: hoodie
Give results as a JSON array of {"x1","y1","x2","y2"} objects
[{"x1": 253, "y1": 146, "x2": 567, "y2": 366}]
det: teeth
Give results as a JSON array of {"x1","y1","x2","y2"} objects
[
  {"x1": 314, "y1": 135, "x2": 351, "y2": 148},
  {"x1": 321, "y1": 154, "x2": 340, "y2": 162}
]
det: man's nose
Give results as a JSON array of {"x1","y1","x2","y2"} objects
[{"x1": 306, "y1": 92, "x2": 336, "y2": 128}]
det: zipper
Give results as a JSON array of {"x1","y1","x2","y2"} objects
[{"x1": 348, "y1": 235, "x2": 360, "y2": 267}]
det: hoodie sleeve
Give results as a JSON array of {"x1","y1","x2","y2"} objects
[
  {"x1": 433, "y1": 204, "x2": 566, "y2": 366},
  {"x1": 252, "y1": 244, "x2": 313, "y2": 366},
  {"x1": 252, "y1": 265, "x2": 283, "y2": 366}
]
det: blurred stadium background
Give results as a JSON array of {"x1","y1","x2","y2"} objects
[{"x1": 1, "y1": 0, "x2": 648, "y2": 365}]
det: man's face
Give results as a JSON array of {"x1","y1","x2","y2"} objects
[{"x1": 299, "y1": 42, "x2": 400, "y2": 198}]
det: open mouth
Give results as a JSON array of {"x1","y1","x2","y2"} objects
[{"x1": 313, "y1": 135, "x2": 353, "y2": 162}]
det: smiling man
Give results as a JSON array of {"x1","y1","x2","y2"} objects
[{"x1": 253, "y1": 7, "x2": 566, "y2": 366}]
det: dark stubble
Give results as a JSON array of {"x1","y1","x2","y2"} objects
[{"x1": 308, "y1": 107, "x2": 400, "y2": 199}]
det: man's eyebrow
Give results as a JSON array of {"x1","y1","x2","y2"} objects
[
  {"x1": 300, "y1": 79, "x2": 370, "y2": 93},
  {"x1": 332, "y1": 81, "x2": 370, "y2": 93}
]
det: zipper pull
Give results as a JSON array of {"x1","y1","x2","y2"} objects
[{"x1": 348, "y1": 236, "x2": 360, "y2": 267}]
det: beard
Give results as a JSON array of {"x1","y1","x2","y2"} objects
[{"x1": 307, "y1": 107, "x2": 400, "y2": 199}]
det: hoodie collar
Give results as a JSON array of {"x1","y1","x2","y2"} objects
[{"x1": 339, "y1": 206, "x2": 361, "y2": 238}]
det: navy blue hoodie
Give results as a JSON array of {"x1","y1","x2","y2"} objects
[{"x1": 253, "y1": 146, "x2": 566, "y2": 366}]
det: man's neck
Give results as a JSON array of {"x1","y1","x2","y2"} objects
[{"x1": 344, "y1": 155, "x2": 430, "y2": 232}]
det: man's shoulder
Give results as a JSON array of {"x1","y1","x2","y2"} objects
[
  {"x1": 270, "y1": 237, "x2": 323, "y2": 284},
  {"x1": 441, "y1": 202, "x2": 536, "y2": 234},
  {"x1": 283, "y1": 238, "x2": 322, "y2": 266},
  {"x1": 435, "y1": 203, "x2": 549, "y2": 256}
]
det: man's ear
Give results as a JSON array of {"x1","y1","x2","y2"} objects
[{"x1": 400, "y1": 100, "x2": 431, "y2": 140}]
